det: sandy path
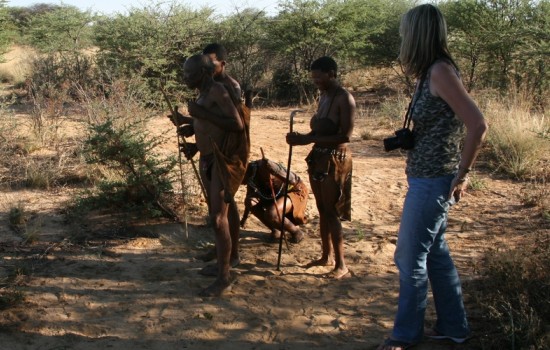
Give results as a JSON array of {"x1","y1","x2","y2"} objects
[{"x1": 0, "y1": 107, "x2": 542, "y2": 349}]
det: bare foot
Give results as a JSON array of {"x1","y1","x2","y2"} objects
[
  {"x1": 198, "y1": 278, "x2": 233, "y2": 297},
  {"x1": 289, "y1": 230, "x2": 304, "y2": 243},
  {"x1": 195, "y1": 248, "x2": 216, "y2": 262},
  {"x1": 230, "y1": 257, "x2": 240, "y2": 268},
  {"x1": 198, "y1": 264, "x2": 218, "y2": 276},
  {"x1": 304, "y1": 257, "x2": 335, "y2": 268},
  {"x1": 270, "y1": 229, "x2": 281, "y2": 242},
  {"x1": 324, "y1": 266, "x2": 350, "y2": 279},
  {"x1": 199, "y1": 259, "x2": 240, "y2": 277}
]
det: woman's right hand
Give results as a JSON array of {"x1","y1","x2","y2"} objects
[{"x1": 448, "y1": 175, "x2": 468, "y2": 202}]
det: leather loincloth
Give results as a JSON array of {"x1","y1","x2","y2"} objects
[
  {"x1": 305, "y1": 146, "x2": 352, "y2": 221},
  {"x1": 211, "y1": 103, "x2": 251, "y2": 203},
  {"x1": 286, "y1": 180, "x2": 309, "y2": 225}
]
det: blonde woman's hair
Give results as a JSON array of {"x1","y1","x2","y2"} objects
[{"x1": 398, "y1": 4, "x2": 457, "y2": 78}]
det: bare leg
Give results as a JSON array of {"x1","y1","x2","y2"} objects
[
  {"x1": 324, "y1": 210, "x2": 348, "y2": 279},
  {"x1": 199, "y1": 166, "x2": 233, "y2": 297},
  {"x1": 250, "y1": 204, "x2": 276, "y2": 236},
  {"x1": 304, "y1": 213, "x2": 335, "y2": 267},
  {"x1": 305, "y1": 178, "x2": 335, "y2": 268},
  {"x1": 319, "y1": 178, "x2": 348, "y2": 279},
  {"x1": 307, "y1": 172, "x2": 348, "y2": 278},
  {"x1": 228, "y1": 198, "x2": 241, "y2": 267},
  {"x1": 196, "y1": 159, "x2": 216, "y2": 262},
  {"x1": 265, "y1": 197, "x2": 304, "y2": 243}
]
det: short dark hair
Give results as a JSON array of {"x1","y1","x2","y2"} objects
[
  {"x1": 203, "y1": 43, "x2": 228, "y2": 61},
  {"x1": 186, "y1": 54, "x2": 215, "y2": 74},
  {"x1": 310, "y1": 56, "x2": 337, "y2": 74}
]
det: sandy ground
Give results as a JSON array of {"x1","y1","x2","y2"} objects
[{"x1": 0, "y1": 106, "x2": 546, "y2": 350}]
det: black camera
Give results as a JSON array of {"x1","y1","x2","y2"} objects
[{"x1": 383, "y1": 128, "x2": 414, "y2": 152}]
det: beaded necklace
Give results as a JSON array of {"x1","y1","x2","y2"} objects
[{"x1": 247, "y1": 162, "x2": 284, "y2": 200}]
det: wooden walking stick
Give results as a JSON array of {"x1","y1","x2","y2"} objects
[
  {"x1": 277, "y1": 110, "x2": 304, "y2": 270},
  {"x1": 261, "y1": 147, "x2": 290, "y2": 251},
  {"x1": 160, "y1": 85, "x2": 208, "y2": 204}
]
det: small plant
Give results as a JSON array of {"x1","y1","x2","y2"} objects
[
  {"x1": 8, "y1": 202, "x2": 28, "y2": 233},
  {"x1": 472, "y1": 232, "x2": 550, "y2": 349},
  {"x1": 21, "y1": 218, "x2": 42, "y2": 245},
  {"x1": 468, "y1": 171, "x2": 487, "y2": 191},
  {"x1": 356, "y1": 228, "x2": 366, "y2": 241},
  {"x1": 81, "y1": 118, "x2": 178, "y2": 219},
  {"x1": 0, "y1": 265, "x2": 26, "y2": 310},
  {"x1": 360, "y1": 129, "x2": 374, "y2": 141},
  {"x1": 520, "y1": 178, "x2": 549, "y2": 220}
]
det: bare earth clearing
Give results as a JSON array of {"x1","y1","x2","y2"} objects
[{"x1": 0, "y1": 104, "x2": 546, "y2": 350}]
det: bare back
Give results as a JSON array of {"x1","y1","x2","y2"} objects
[{"x1": 193, "y1": 81, "x2": 240, "y2": 156}]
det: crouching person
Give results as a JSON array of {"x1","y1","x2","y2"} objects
[{"x1": 240, "y1": 156, "x2": 308, "y2": 244}]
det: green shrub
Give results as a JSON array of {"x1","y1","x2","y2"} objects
[
  {"x1": 0, "y1": 265, "x2": 26, "y2": 310},
  {"x1": 81, "y1": 118, "x2": 178, "y2": 219},
  {"x1": 8, "y1": 202, "x2": 28, "y2": 232}
]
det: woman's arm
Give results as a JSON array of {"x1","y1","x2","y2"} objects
[{"x1": 430, "y1": 61, "x2": 488, "y2": 200}]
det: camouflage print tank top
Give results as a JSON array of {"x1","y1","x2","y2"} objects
[{"x1": 406, "y1": 62, "x2": 465, "y2": 178}]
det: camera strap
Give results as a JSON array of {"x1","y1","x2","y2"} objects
[{"x1": 402, "y1": 75, "x2": 427, "y2": 130}]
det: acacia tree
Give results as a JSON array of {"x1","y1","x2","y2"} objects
[
  {"x1": 25, "y1": 4, "x2": 93, "y2": 53},
  {"x1": 442, "y1": 0, "x2": 491, "y2": 92},
  {"x1": 0, "y1": 0, "x2": 15, "y2": 59},
  {"x1": 93, "y1": 1, "x2": 215, "y2": 105},
  {"x1": 262, "y1": 0, "x2": 412, "y2": 103},
  {"x1": 265, "y1": 0, "x2": 336, "y2": 104},
  {"x1": 328, "y1": 0, "x2": 411, "y2": 67},
  {"x1": 443, "y1": 0, "x2": 549, "y2": 103},
  {"x1": 23, "y1": 5, "x2": 96, "y2": 97},
  {"x1": 212, "y1": 8, "x2": 271, "y2": 103}
]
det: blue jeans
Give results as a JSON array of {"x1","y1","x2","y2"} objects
[{"x1": 391, "y1": 175, "x2": 470, "y2": 343}]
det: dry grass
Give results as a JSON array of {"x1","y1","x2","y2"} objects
[
  {"x1": 0, "y1": 45, "x2": 35, "y2": 85},
  {"x1": 481, "y1": 94, "x2": 549, "y2": 180}
]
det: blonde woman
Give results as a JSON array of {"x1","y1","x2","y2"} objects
[{"x1": 378, "y1": 4, "x2": 488, "y2": 350}]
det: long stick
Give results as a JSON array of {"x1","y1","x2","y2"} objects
[
  {"x1": 160, "y1": 86, "x2": 208, "y2": 204},
  {"x1": 276, "y1": 110, "x2": 303, "y2": 270},
  {"x1": 158, "y1": 85, "x2": 189, "y2": 236},
  {"x1": 262, "y1": 147, "x2": 290, "y2": 251}
]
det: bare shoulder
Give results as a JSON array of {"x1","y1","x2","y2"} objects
[
  {"x1": 429, "y1": 60, "x2": 463, "y2": 97},
  {"x1": 226, "y1": 74, "x2": 241, "y2": 91},
  {"x1": 430, "y1": 60, "x2": 458, "y2": 80},
  {"x1": 337, "y1": 87, "x2": 356, "y2": 106},
  {"x1": 211, "y1": 81, "x2": 231, "y2": 96}
]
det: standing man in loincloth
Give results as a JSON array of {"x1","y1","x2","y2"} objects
[
  {"x1": 286, "y1": 56, "x2": 355, "y2": 279},
  {"x1": 185, "y1": 43, "x2": 248, "y2": 267},
  {"x1": 177, "y1": 54, "x2": 249, "y2": 296},
  {"x1": 240, "y1": 156, "x2": 308, "y2": 243}
]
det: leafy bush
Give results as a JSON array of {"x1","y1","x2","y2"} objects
[{"x1": 81, "y1": 118, "x2": 178, "y2": 219}]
